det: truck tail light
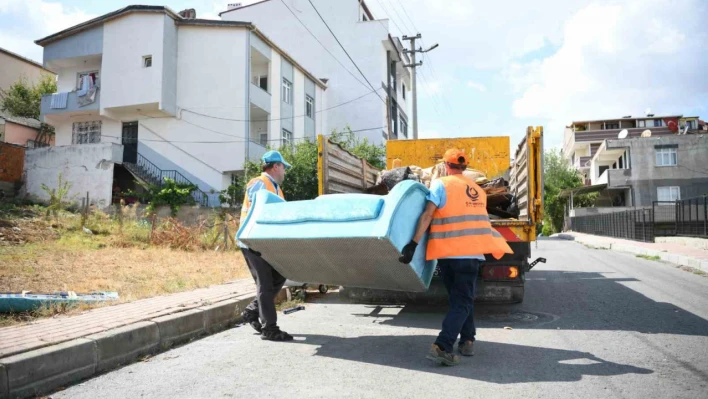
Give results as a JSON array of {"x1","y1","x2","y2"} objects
[{"x1": 482, "y1": 266, "x2": 519, "y2": 280}]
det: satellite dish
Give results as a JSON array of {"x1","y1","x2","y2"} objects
[
  {"x1": 618, "y1": 129, "x2": 629, "y2": 139},
  {"x1": 641, "y1": 129, "x2": 652, "y2": 138}
]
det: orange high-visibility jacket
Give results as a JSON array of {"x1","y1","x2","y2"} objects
[
  {"x1": 240, "y1": 174, "x2": 285, "y2": 222},
  {"x1": 426, "y1": 175, "x2": 514, "y2": 261}
]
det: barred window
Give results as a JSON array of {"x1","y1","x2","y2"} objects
[{"x1": 72, "y1": 121, "x2": 102, "y2": 144}]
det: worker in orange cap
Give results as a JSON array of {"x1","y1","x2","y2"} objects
[{"x1": 399, "y1": 149, "x2": 513, "y2": 366}]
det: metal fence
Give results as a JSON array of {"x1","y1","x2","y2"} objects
[
  {"x1": 675, "y1": 196, "x2": 708, "y2": 238},
  {"x1": 570, "y1": 195, "x2": 708, "y2": 243},
  {"x1": 570, "y1": 208, "x2": 655, "y2": 242}
]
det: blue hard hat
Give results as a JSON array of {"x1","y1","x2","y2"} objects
[{"x1": 261, "y1": 150, "x2": 292, "y2": 169}]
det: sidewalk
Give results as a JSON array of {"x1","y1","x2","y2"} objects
[
  {"x1": 0, "y1": 279, "x2": 262, "y2": 399},
  {"x1": 556, "y1": 232, "x2": 708, "y2": 271}
]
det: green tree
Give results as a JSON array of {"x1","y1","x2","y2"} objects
[
  {"x1": 543, "y1": 148, "x2": 596, "y2": 234},
  {"x1": 0, "y1": 74, "x2": 57, "y2": 119},
  {"x1": 278, "y1": 139, "x2": 320, "y2": 200}
]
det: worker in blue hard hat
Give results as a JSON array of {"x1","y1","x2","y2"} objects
[{"x1": 238, "y1": 150, "x2": 293, "y2": 341}]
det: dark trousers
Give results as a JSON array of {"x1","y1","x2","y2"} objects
[
  {"x1": 434, "y1": 258, "x2": 480, "y2": 353},
  {"x1": 241, "y1": 249, "x2": 286, "y2": 330}
]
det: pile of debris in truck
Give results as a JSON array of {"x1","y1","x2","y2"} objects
[{"x1": 367, "y1": 160, "x2": 520, "y2": 219}]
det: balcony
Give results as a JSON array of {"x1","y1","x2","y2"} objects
[
  {"x1": 573, "y1": 156, "x2": 592, "y2": 169},
  {"x1": 249, "y1": 83, "x2": 271, "y2": 114},
  {"x1": 40, "y1": 90, "x2": 100, "y2": 118},
  {"x1": 248, "y1": 141, "x2": 268, "y2": 162}
]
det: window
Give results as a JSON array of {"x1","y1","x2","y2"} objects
[
  {"x1": 253, "y1": 75, "x2": 268, "y2": 91},
  {"x1": 0, "y1": 123, "x2": 5, "y2": 142},
  {"x1": 259, "y1": 133, "x2": 268, "y2": 146},
  {"x1": 400, "y1": 115, "x2": 408, "y2": 139},
  {"x1": 686, "y1": 120, "x2": 697, "y2": 130},
  {"x1": 306, "y1": 95, "x2": 314, "y2": 119},
  {"x1": 231, "y1": 173, "x2": 239, "y2": 186},
  {"x1": 390, "y1": 61, "x2": 396, "y2": 92},
  {"x1": 605, "y1": 123, "x2": 619, "y2": 129},
  {"x1": 282, "y1": 78, "x2": 292, "y2": 104},
  {"x1": 76, "y1": 71, "x2": 99, "y2": 90},
  {"x1": 653, "y1": 119, "x2": 663, "y2": 127},
  {"x1": 402, "y1": 83, "x2": 406, "y2": 100},
  {"x1": 655, "y1": 146, "x2": 677, "y2": 166},
  {"x1": 143, "y1": 55, "x2": 152, "y2": 68},
  {"x1": 281, "y1": 129, "x2": 292, "y2": 147},
  {"x1": 657, "y1": 186, "x2": 680, "y2": 202},
  {"x1": 72, "y1": 121, "x2": 102, "y2": 144}
]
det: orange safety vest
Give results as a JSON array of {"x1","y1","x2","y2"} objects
[
  {"x1": 426, "y1": 175, "x2": 514, "y2": 261},
  {"x1": 240, "y1": 174, "x2": 285, "y2": 221}
]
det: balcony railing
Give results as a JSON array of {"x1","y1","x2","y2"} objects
[
  {"x1": 248, "y1": 140, "x2": 268, "y2": 162},
  {"x1": 40, "y1": 90, "x2": 100, "y2": 117}
]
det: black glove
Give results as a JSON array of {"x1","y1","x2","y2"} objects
[{"x1": 398, "y1": 240, "x2": 418, "y2": 264}]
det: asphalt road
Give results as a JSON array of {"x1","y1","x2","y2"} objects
[{"x1": 54, "y1": 239, "x2": 708, "y2": 399}]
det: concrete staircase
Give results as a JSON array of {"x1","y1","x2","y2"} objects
[{"x1": 124, "y1": 153, "x2": 209, "y2": 207}]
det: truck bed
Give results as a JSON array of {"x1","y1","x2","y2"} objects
[{"x1": 317, "y1": 127, "x2": 544, "y2": 238}]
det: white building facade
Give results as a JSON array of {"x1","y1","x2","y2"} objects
[
  {"x1": 34, "y1": 5, "x2": 326, "y2": 206},
  {"x1": 221, "y1": 0, "x2": 411, "y2": 144}
]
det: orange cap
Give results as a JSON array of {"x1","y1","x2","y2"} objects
[{"x1": 443, "y1": 149, "x2": 468, "y2": 166}]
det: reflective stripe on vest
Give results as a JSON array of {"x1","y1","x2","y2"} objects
[
  {"x1": 426, "y1": 175, "x2": 514, "y2": 261},
  {"x1": 240, "y1": 174, "x2": 284, "y2": 222}
]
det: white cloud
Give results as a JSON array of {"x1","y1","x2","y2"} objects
[
  {"x1": 0, "y1": 0, "x2": 96, "y2": 62},
  {"x1": 466, "y1": 81, "x2": 486, "y2": 92},
  {"x1": 508, "y1": 0, "x2": 708, "y2": 148}
]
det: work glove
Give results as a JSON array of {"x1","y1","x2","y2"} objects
[{"x1": 398, "y1": 240, "x2": 418, "y2": 264}]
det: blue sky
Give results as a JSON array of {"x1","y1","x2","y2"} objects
[{"x1": 2, "y1": 0, "x2": 707, "y2": 150}]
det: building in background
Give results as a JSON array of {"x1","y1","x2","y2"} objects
[
  {"x1": 0, "y1": 46, "x2": 55, "y2": 92},
  {"x1": 0, "y1": 111, "x2": 53, "y2": 148},
  {"x1": 30, "y1": 5, "x2": 327, "y2": 208},
  {"x1": 561, "y1": 114, "x2": 707, "y2": 218},
  {"x1": 221, "y1": 0, "x2": 411, "y2": 144}
]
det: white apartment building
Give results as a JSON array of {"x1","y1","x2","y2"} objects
[
  {"x1": 31, "y1": 5, "x2": 327, "y2": 207},
  {"x1": 221, "y1": 0, "x2": 411, "y2": 144}
]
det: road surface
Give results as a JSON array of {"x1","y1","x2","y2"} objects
[{"x1": 54, "y1": 239, "x2": 708, "y2": 398}]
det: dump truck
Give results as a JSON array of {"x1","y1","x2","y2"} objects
[{"x1": 317, "y1": 127, "x2": 545, "y2": 303}]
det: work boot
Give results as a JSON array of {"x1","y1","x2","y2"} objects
[
  {"x1": 426, "y1": 344, "x2": 460, "y2": 366},
  {"x1": 261, "y1": 326, "x2": 294, "y2": 342},
  {"x1": 458, "y1": 340, "x2": 475, "y2": 356},
  {"x1": 241, "y1": 310, "x2": 262, "y2": 334}
]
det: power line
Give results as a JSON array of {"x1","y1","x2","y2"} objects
[
  {"x1": 278, "y1": 0, "x2": 370, "y2": 90},
  {"x1": 372, "y1": 0, "x2": 406, "y2": 34},
  {"x1": 395, "y1": 0, "x2": 419, "y2": 33},
  {"x1": 104, "y1": 125, "x2": 386, "y2": 144},
  {"x1": 306, "y1": 0, "x2": 387, "y2": 106},
  {"x1": 181, "y1": 87, "x2": 383, "y2": 122}
]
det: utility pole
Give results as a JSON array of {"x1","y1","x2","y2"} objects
[{"x1": 402, "y1": 34, "x2": 438, "y2": 140}]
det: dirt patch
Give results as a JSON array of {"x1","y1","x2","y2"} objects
[
  {"x1": 0, "y1": 217, "x2": 59, "y2": 246},
  {"x1": 0, "y1": 206, "x2": 249, "y2": 327}
]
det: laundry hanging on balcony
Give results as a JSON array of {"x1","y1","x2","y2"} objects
[
  {"x1": 50, "y1": 92, "x2": 68, "y2": 109},
  {"x1": 77, "y1": 74, "x2": 98, "y2": 107}
]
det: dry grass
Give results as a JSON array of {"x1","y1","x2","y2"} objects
[{"x1": 0, "y1": 204, "x2": 250, "y2": 327}]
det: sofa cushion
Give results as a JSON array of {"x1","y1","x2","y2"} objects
[{"x1": 257, "y1": 197, "x2": 384, "y2": 224}]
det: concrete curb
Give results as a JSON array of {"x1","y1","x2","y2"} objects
[
  {"x1": 566, "y1": 234, "x2": 707, "y2": 272},
  {"x1": 0, "y1": 293, "x2": 263, "y2": 399}
]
